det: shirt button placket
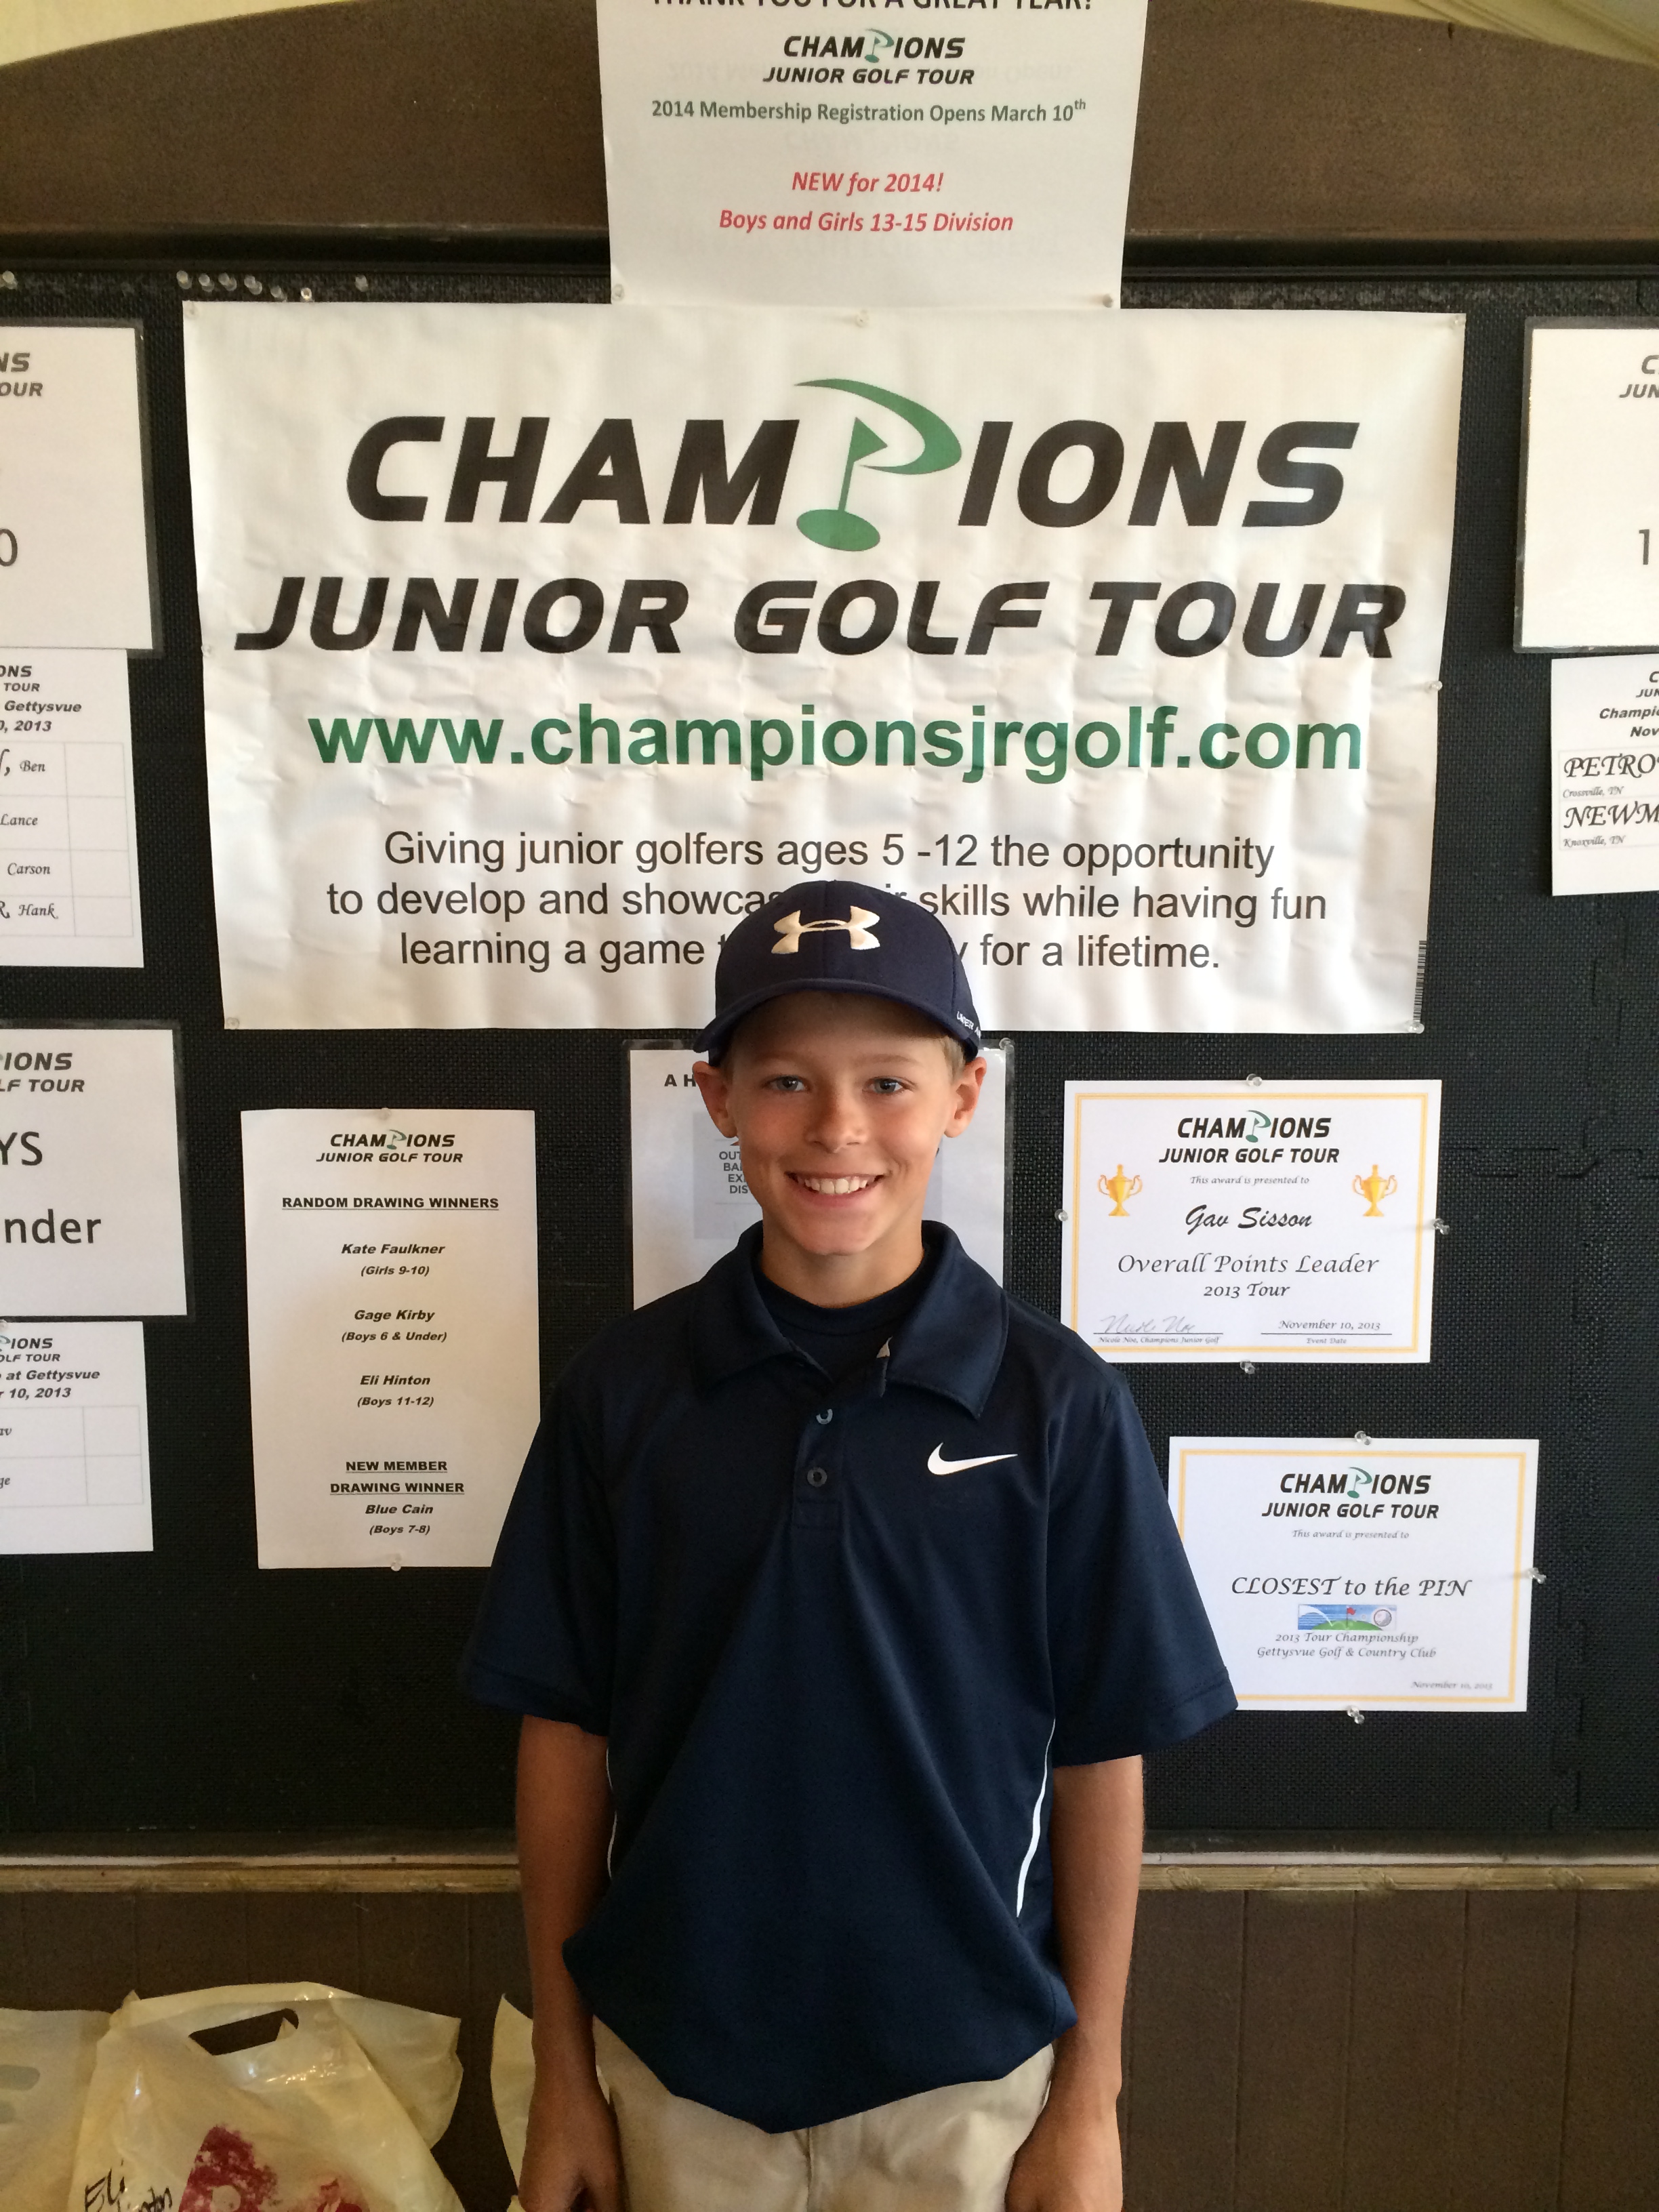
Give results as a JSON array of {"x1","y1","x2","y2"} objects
[{"x1": 794, "y1": 1407, "x2": 840, "y2": 1524}]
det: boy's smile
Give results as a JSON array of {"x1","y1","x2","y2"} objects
[{"x1": 693, "y1": 990, "x2": 985, "y2": 1305}]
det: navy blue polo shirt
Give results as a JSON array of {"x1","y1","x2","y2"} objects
[{"x1": 464, "y1": 1225, "x2": 1233, "y2": 2132}]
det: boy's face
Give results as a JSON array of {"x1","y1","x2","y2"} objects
[{"x1": 693, "y1": 992, "x2": 985, "y2": 1298}]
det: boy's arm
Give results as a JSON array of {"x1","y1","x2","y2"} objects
[
  {"x1": 1006, "y1": 1753, "x2": 1143, "y2": 2212},
  {"x1": 516, "y1": 1715, "x2": 623, "y2": 2212}
]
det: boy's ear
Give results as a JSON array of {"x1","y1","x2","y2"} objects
[
  {"x1": 943, "y1": 1054, "x2": 987, "y2": 1139},
  {"x1": 691, "y1": 1059, "x2": 739, "y2": 1139}
]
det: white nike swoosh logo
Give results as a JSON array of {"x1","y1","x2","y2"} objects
[{"x1": 927, "y1": 1445, "x2": 1017, "y2": 1477}]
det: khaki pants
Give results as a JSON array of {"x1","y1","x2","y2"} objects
[{"x1": 593, "y1": 2021, "x2": 1052, "y2": 2212}]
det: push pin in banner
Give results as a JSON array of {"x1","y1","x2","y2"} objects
[
  {"x1": 1347, "y1": 1706, "x2": 1366, "y2": 1725},
  {"x1": 1354, "y1": 1431, "x2": 1372, "y2": 1447}
]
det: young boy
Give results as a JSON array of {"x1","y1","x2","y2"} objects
[{"x1": 464, "y1": 881, "x2": 1234, "y2": 2212}]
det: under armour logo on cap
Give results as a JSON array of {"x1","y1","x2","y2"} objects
[
  {"x1": 772, "y1": 906, "x2": 881, "y2": 956},
  {"x1": 692, "y1": 878, "x2": 982, "y2": 1063}
]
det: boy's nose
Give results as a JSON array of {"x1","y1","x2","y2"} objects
[{"x1": 806, "y1": 1093, "x2": 865, "y2": 1148}]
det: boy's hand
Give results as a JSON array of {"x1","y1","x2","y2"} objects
[
  {"x1": 1004, "y1": 2091, "x2": 1123, "y2": 2212},
  {"x1": 518, "y1": 2066, "x2": 625, "y2": 2212}
]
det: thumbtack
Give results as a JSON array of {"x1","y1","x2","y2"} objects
[
  {"x1": 1347, "y1": 1706, "x2": 1366, "y2": 1725},
  {"x1": 300, "y1": 285, "x2": 314, "y2": 302},
  {"x1": 0, "y1": 272, "x2": 17, "y2": 289},
  {"x1": 354, "y1": 274, "x2": 369, "y2": 292},
  {"x1": 1054, "y1": 1208, "x2": 1069, "y2": 1221},
  {"x1": 1240, "y1": 1361, "x2": 1256, "y2": 1375},
  {"x1": 612, "y1": 281, "x2": 626, "y2": 302},
  {"x1": 218, "y1": 272, "x2": 235, "y2": 289},
  {"x1": 1355, "y1": 1431, "x2": 1372, "y2": 1446},
  {"x1": 1523, "y1": 1565, "x2": 1547, "y2": 1583},
  {"x1": 175, "y1": 270, "x2": 190, "y2": 288},
  {"x1": 243, "y1": 275, "x2": 262, "y2": 294},
  {"x1": 1244, "y1": 1073, "x2": 1263, "y2": 1088},
  {"x1": 1408, "y1": 1019, "x2": 1425, "y2": 1034},
  {"x1": 1432, "y1": 1216, "x2": 1450, "y2": 1235}
]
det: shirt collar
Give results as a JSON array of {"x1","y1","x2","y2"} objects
[{"x1": 691, "y1": 1223, "x2": 1007, "y2": 1416}]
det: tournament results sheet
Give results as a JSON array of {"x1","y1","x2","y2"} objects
[
  {"x1": 0, "y1": 1322, "x2": 151, "y2": 1555},
  {"x1": 0, "y1": 651, "x2": 144, "y2": 966},
  {"x1": 1061, "y1": 1079, "x2": 1441, "y2": 1361},
  {"x1": 241, "y1": 1107, "x2": 539, "y2": 1567}
]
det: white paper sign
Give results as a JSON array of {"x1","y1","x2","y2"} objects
[
  {"x1": 1061, "y1": 1079, "x2": 1439, "y2": 1361},
  {"x1": 0, "y1": 1322, "x2": 150, "y2": 1554},
  {"x1": 1549, "y1": 653, "x2": 1659, "y2": 893},
  {"x1": 0, "y1": 1027, "x2": 186, "y2": 1316},
  {"x1": 241, "y1": 1107, "x2": 539, "y2": 1567},
  {"x1": 0, "y1": 650, "x2": 144, "y2": 964},
  {"x1": 1519, "y1": 323, "x2": 1659, "y2": 652},
  {"x1": 596, "y1": 0, "x2": 1146, "y2": 310},
  {"x1": 0, "y1": 324, "x2": 155, "y2": 649},
  {"x1": 1172, "y1": 1436, "x2": 1539, "y2": 1711},
  {"x1": 184, "y1": 301, "x2": 1463, "y2": 1036},
  {"x1": 630, "y1": 1044, "x2": 1006, "y2": 1305}
]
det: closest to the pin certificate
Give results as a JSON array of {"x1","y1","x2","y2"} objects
[{"x1": 1061, "y1": 1079, "x2": 1441, "y2": 1361}]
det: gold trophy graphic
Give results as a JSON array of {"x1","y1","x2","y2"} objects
[
  {"x1": 1098, "y1": 1165, "x2": 1143, "y2": 1217},
  {"x1": 1353, "y1": 1164, "x2": 1397, "y2": 1218}
]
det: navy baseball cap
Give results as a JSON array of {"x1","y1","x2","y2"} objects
[{"x1": 694, "y1": 880, "x2": 983, "y2": 1064}]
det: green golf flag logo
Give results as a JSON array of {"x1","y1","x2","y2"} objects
[{"x1": 796, "y1": 378, "x2": 962, "y2": 552}]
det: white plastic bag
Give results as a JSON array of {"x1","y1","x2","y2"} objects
[
  {"x1": 0, "y1": 2006, "x2": 109, "y2": 2212},
  {"x1": 68, "y1": 1982, "x2": 464, "y2": 2212},
  {"x1": 490, "y1": 1996, "x2": 535, "y2": 2188}
]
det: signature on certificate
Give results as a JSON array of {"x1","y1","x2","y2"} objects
[{"x1": 1094, "y1": 1312, "x2": 1209, "y2": 1340}]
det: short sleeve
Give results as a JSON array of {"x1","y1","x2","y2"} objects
[
  {"x1": 459, "y1": 1380, "x2": 616, "y2": 1734},
  {"x1": 1046, "y1": 1374, "x2": 1235, "y2": 1764}
]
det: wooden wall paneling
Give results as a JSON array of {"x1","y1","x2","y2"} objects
[
  {"x1": 466, "y1": 1889, "x2": 531, "y2": 2018},
  {"x1": 1115, "y1": 1945, "x2": 1134, "y2": 2183},
  {"x1": 1342, "y1": 1889, "x2": 1465, "y2": 2212},
  {"x1": 356, "y1": 1893, "x2": 485, "y2": 2208},
  {"x1": 0, "y1": 1890, "x2": 25, "y2": 2005},
  {"x1": 4, "y1": 0, "x2": 1659, "y2": 254},
  {"x1": 1235, "y1": 1891, "x2": 1355, "y2": 2212},
  {"x1": 17, "y1": 1892, "x2": 137, "y2": 2011},
  {"x1": 134, "y1": 1889, "x2": 248, "y2": 1996},
  {"x1": 1122, "y1": 1888, "x2": 1244, "y2": 2212},
  {"x1": 243, "y1": 1889, "x2": 364, "y2": 1990},
  {"x1": 356, "y1": 1891, "x2": 470, "y2": 2012},
  {"x1": 1561, "y1": 1891, "x2": 1659, "y2": 2212},
  {"x1": 464, "y1": 1893, "x2": 533, "y2": 2212},
  {"x1": 1451, "y1": 1889, "x2": 1577, "y2": 2212}
]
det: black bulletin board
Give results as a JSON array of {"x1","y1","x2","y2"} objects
[{"x1": 3, "y1": 262, "x2": 1656, "y2": 1843}]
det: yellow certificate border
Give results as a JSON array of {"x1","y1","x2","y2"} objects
[
  {"x1": 1067, "y1": 1085, "x2": 1435, "y2": 1357},
  {"x1": 1174, "y1": 1443, "x2": 1534, "y2": 1709}
]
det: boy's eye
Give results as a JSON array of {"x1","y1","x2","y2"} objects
[
  {"x1": 766, "y1": 1074, "x2": 806, "y2": 1092},
  {"x1": 869, "y1": 1078, "x2": 905, "y2": 1094}
]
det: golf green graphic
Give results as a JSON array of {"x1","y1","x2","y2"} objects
[{"x1": 796, "y1": 379, "x2": 962, "y2": 551}]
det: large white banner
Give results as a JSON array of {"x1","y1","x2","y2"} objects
[{"x1": 183, "y1": 301, "x2": 1463, "y2": 1033}]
